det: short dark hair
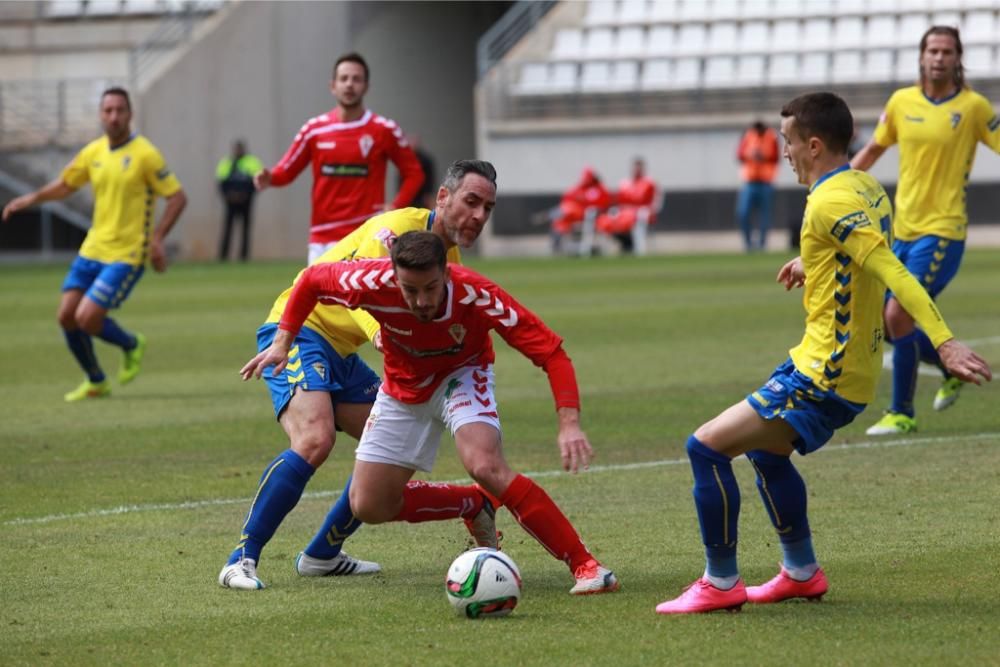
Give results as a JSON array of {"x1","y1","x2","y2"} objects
[
  {"x1": 334, "y1": 52, "x2": 370, "y2": 83},
  {"x1": 780, "y1": 92, "x2": 853, "y2": 155},
  {"x1": 919, "y1": 25, "x2": 965, "y2": 89},
  {"x1": 390, "y1": 231, "x2": 447, "y2": 272},
  {"x1": 100, "y1": 86, "x2": 131, "y2": 111},
  {"x1": 441, "y1": 159, "x2": 497, "y2": 192}
]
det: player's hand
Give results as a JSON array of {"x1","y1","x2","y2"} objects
[
  {"x1": 253, "y1": 169, "x2": 272, "y2": 191},
  {"x1": 373, "y1": 330, "x2": 384, "y2": 353},
  {"x1": 240, "y1": 342, "x2": 291, "y2": 381},
  {"x1": 150, "y1": 239, "x2": 168, "y2": 273},
  {"x1": 2, "y1": 193, "x2": 34, "y2": 222},
  {"x1": 556, "y1": 408, "x2": 593, "y2": 473},
  {"x1": 937, "y1": 339, "x2": 993, "y2": 385},
  {"x1": 777, "y1": 256, "x2": 805, "y2": 290}
]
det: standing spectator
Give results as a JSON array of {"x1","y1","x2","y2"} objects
[
  {"x1": 597, "y1": 157, "x2": 658, "y2": 255},
  {"x1": 1, "y1": 87, "x2": 186, "y2": 401},
  {"x1": 736, "y1": 121, "x2": 780, "y2": 252},
  {"x1": 851, "y1": 26, "x2": 1000, "y2": 435},
  {"x1": 254, "y1": 52, "x2": 425, "y2": 264},
  {"x1": 216, "y1": 140, "x2": 263, "y2": 262}
]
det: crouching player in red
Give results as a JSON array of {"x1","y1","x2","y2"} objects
[
  {"x1": 656, "y1": 92, "x2": 991, "y2": 614},
  {"x1": 243, "y1": 231, "x2": 619, "y2": 594}
]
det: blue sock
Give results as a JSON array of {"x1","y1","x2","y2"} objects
[
  {"x1": 686, "y1": 435, "x2": 740, "y2": 579},
  {"x1": 303, "y1": 475, "x2": 363, "y2": 560},
  {"x1": 915, "y1": 328, "x2": 949, "y2": 378},
  {"x1": 63, "y1": 329, "x2": 105, "y2": 382},
  {"x1": 227, "y1": 449, "x2": 314, "y2": 565},
  {"x1": 745, "y1": 450, "x2": 816, "y2": 571},
  {"x1": 890, "y1": 331, "x2": 919, "y2": 417},
  {"x1": 97, "y1": 317, "x2": 137, "y2": 350}
]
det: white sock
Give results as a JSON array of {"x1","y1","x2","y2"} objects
[
  {"x1": 704, "y1": 572, "x2": 740, "y2": 590},
  {"x1": 784, "y1": 563, "x2": 819, "y2": 582}
]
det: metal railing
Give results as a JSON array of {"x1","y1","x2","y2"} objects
[
  {"x1": 0, "y1": 78, "x2": 113, "y2": 150},
  {"x1": 477, "y1": 0, "x2": 558, "y2": 78}
]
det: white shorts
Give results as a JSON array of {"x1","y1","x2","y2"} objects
[
  {"x1": 308, "y1": 241, "x2": 337, "y2": 265},
  {"x1": 355, "y1": 364, "x2": 502, "y2": 472}
]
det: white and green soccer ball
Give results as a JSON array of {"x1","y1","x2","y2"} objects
[{"x1": 445, "y1": 547, "x2": 522, "y2": 619}]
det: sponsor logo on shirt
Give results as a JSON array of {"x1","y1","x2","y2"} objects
[
  {"x1": 320, "y1": 163, "x2": 369, "y2": 177},
  {"x1": 392, "y1": 338, "x2": 462, "y2": 358},
  {"x1": 316, "y1": 141, "x2": 337, "y2": 149},
  {"x1": 384, "y1": 323, "x2": 412, "y2": 336},
  {"x1": 903, "y1": 115, "x2": 924, "y2": 122}
]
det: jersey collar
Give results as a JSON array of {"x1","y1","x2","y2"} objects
[
  {"x1": 108, "y1": 133, "x2": 137, "y2": 151},
  {"x1": 425, "y1": 210, "x2": 436, "y2": 230},
  {"x1": 810, "y1": 163, "x2": 850, "y2": 193},
  {"x1": 922, "y1": 88, "x2": 962, "y2": 105}
]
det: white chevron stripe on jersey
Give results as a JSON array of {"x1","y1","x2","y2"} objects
[
  {"x1": 486, "y1": 297, "x2": 505, "y2": 316},
  {"x1": 458, "y1": 284, "x2": 519, "y2": 327},
  {"x1": 499, "y1": 309, "x2": 518, "y2": 327},
  {"x1": 362, "y1": 270, "x2": 381, "y2": 289}
]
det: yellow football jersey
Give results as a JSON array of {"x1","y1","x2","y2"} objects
[
  {"x1": 266, "y1": 208, "x2": 462, "y2": 358},
  {"x1": 61, "y1": 134, "x2": 182, "y2": 265},
  {"x1": 790, "y1": 166, "x2": 894, "y2": 404},
  {"x1": 873, "y1": 86, "x2": 1000, "y2": 242}
]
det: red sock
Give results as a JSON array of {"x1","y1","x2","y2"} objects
[
  {"x1": 393, "y1": 481, "x2": 484, "y2": 523},
  {"x1": 500, "y1": 474, "x2": 593, "y2": 571}
]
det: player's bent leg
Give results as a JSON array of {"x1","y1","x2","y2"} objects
[
  {"x1": 349, "y1": 460, "x2": 416, "y2": 524},
  {"x1": 58, "y1": 289, "x2": 108, "y2": 394}
]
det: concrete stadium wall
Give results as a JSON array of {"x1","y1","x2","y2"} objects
[{"x1": 136, "y1": 0, "x2": 508, "y2": 261}]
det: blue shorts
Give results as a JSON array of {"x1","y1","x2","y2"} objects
[
  {"x1": 62, "y1": 255, "x2": 144, "y2": 309},
  {"x1": 890, "y1": 235, "x2": 964, "y2": 299},
  {"x1": 257, "y1": 323, "x2": 381, "y2": 419},
  {"x1": 746, "y1": 359, "x2": 866, "y2": 455}
]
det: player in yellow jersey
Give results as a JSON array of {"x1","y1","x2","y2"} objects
[
  {"x1": 219, "y1": 160, "x2": 499, "y2": 590},
  {"x1": 656, "y1": 93, "x2": 991, "y2": 615},
  {"x1": 851, "y1": 26, "x2": 1000, "y2": 435},
  {"x1": 1, "y1": 87, "x2": 187, "y2": 402}
]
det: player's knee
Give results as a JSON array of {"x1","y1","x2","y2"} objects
[
  {"x1": 349, "y1": 487, "x2": 398, "y2": 524},
  {"x1": 465, "y1": 457, "x2": 512, "y2": 494},
  {"x1": 56, "y1": 308, "x2": 76, "y2": 330},
  {"x1": 75, "y1": 309, "x2": 103, "y2": 335},
  {"x1": 290, "y1": 432, "x2": 335, "y2": 468}
]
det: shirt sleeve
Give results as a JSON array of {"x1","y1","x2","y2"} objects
[
  {"x1": 60, "y1": 146, "x2": 91, "y2": 189},
  {"x1": 861, "y1": 244, "x2": 954, "y2": 347},
  {"x1": 872, "y1": 93, "x2": 898, "y2": 147},
  {"x1": 385, "y1": 127, "x2": 425, "y2": 209},
  {"x1": 279, "y1": 262, "x2": 365, "y2": 334},
  {"x1": 269, "y1": 122, "x2": 313, "y2": 187},
  {"x1": 821, "y1": 193, "x2": 888, "y2": 268},
  {"x1": 145, "y1": 145, "x2": 182, "y2": 197},
  {"x1": 975, "y1": 95, "x2": 1000, "y2": 153}
]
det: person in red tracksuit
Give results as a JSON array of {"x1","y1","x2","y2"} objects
[{"x1": 254, "y1": 52, "x2": 425, "y2": 264}]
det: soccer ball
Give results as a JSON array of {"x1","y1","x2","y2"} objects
[{"x1": 445, "y1": 547, "x2": 522, "y2": 619}]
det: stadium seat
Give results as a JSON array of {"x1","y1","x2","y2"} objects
[
  {"x1": 585, "y1": 0, "x2": 618, "y2": 26},
  {"x1": 738, "y1": 21, "x2": 769, "y2": 53},
  {"x1": 648, "y1": 0, "x2": 679, "y2": 22},
  {"x1": 964, "y1": 45, "x2": 994, "y2": 77},
  {"x1": 86, "y1": 0, "x2": 123, "y2": 14},
  {"x1": 962, "y1": 10, "x2": 996, "y2": 44},
  {"x1": 707, "y1": 22, "x2": 738, "y2": 53},
  {"x1": 580, "y1": 61, "x2": 614, "y2": 91},
  {"x1": 771, "y1": 0, "x2": 804, "y2": 18},
  {"x1": 612, "y1": 60, "x2": 640, "y2": 89},
  {"x1": 833, "y1": 16, "x2": 864, "y2": 48},
  {"x1": 639, "y1": 58, "x2": 672, "y2": 90},
  {"x1": 550, "y1": 62, "x2": 579, "y2": 92},
  {"x1": 866, "y1": 15, "x2": 897, "y2": 48},
  {"x1": 515, "y1": 63, "x2": 550, "y2": 95},
  {"x1": 863, "y1": 49, "x2": 895, "y2": 82},
  {"x1": 929, "y1": 0, "x2": 965, "y2": 9},
  {"x1": 836, "y1": 0, "x2": 867, "y2": 13},
  {"x1": 740, "y1": 0, "x2": 773, "y2": 19},
  {"x1": 645, "y1": 25, "x2": 676, "y2": 55},
  {"x1": 771, "y1": 20, "x2": 801, "y2": 52},
  {"x1": 44, "y1": 0, "x2": 85, "y2": 17},
  {"x1": 703, "y1": 56, "x2": 737, "y2": 87},
  {"x1": 675, "y1": 23, "x2": 708, "y2": 55},
  {"x1": 735, "y1": 54, "x2": 766, "y2": 85},
  {"x1": 671, "y1": 57, "x2": 702, "y2": 88},
  {"x1": 710, "y1": 0, "x2": 742, "y2": 20},
  {"x1": 616, "y1": 26, "x2": 646, "y2": 56},
  {"x1": 768, "y1": 53, "x2": 799, "y2": 85},
  {"x1": 831, "y1": 51, "x2": 864, "y2": 83},
  {"x1": 802, "y1": 18, "x2": 833, "y2": 50},
  {"x1": 585, "y1": 27, "x2": 616, "y2": 57},
  {"x1": 123, "y1": 0, "x2": 164, "y2": 13},
  {"x1": 897, "y1": 14, "x2": 931, "y2": 45},
  {"x1": 895, "y1": 47, "x2": 920, "y2": 82},
  {"x1": 930, "y1": 11, "x2": 961, "y2": 28},
  {"x1": 897, "y1": 0, "x2": 932, "y2": 11},
  {"x1": 867, "y1": 0, "x2": 901, "y2": 13},
  {"x1": 552, "y1": 29, "x2": 585, "y2": 59},
  {"x1": 618, "y1": 0, "x2": 648, "y2": 23},
  {"x1": 677, "y1": 0, "x2": 711, "y2": 21},
  {"x1": 800, "y1": 52, "x2": 829, "y2": 83}
]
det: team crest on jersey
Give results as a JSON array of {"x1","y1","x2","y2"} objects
[
  {"x1": 448, "y1": 324, "x2": 467, "y2": 344},
  {"x1": 312, "y1": 362, "x2": 326, "y2": 381},
  {"x1": 951, "y1": 112, "x2": 962, "y2": 129},
  {"x1": 122, "y1": 156, "x2": 131, "y2": 170},
  {"x1": 359, "y1": 134, "x2": 374, "y2": 158}
]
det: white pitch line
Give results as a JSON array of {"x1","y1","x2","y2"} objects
[{"x1": 4, "y1": 431, "x2": 999, "y2": 527}]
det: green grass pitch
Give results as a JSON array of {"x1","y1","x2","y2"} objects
[{"x1": 1, "y1": 250, "x2": 998, "y2": 666}]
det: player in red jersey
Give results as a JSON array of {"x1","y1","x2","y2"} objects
[
  {"x1": 254, "y1": 52, "x2": 425, "y2": 263},
  {"x1": 242, "y1": 231, "x2": 620, "y2": 595}
]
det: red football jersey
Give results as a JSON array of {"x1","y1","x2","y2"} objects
[
  {"x1": 279, "y1": 259, "x2": 579, "y2": 407},
  {"x1": 269, "y1": 108, "x2": 425, "y2": 243}
]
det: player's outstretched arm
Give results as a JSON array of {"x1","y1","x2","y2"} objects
[
  {"x1": 2, "y1": 179, "x2": 75, "y2": 222},
  {"x1": 240, "y1": 329, "x2": 295, "y2": 380},
  {"x1": 556, "y1": 407, "x2": 593, "y2": 474},
  {"x1": 776, "y1": 256, "x2": 805, "y2": 290},
  {"x1": 253, "y1": 168, "x2": 272, "y2": 191},
  {"x1": 937, "y1": 340, "x2": 993, "y2": 385}
]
